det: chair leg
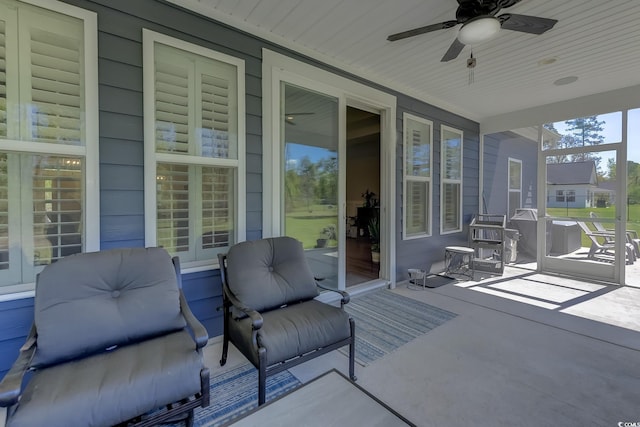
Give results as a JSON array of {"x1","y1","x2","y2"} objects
[
  {"x1": 348, "y1": 317, "x2": 357, "y2": 382},
  {"x1": 201, "y1": 367, "x2": 210, "y2": 408},
  {"x1": 185, "y1": 409, "x2": 194, "y2": 427},
  {"x1": 220, "y1": 336, "x2": 229, "y2": 366},
  {"x1": 258, "y1": 348, "x2": 267, "y2": 406},
  {"x1": 220, "y1": 313, "x2": 229, "y2": 366}
]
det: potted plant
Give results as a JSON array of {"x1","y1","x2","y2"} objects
[
  {"x1": 368, "y1": 216, "x2": 380, "y2": 263},
  {"x1": 316, "y1": 224, "x2": 337, "y2": 248},
  {"x1": 361, "y1": 189, "x2": 378, "y2": 208}
]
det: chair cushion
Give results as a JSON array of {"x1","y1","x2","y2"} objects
[
  {"x1": 7, "y1": 330, "x2": 203, "y2": 427},
  {"x1": 229, "y1": 300, "x2": 351, "y2": 366},
  {"x1": 225, "y1": 237, "x2": 319, "y2": 313},
  {"x1": 32, "y1": 247, "x2": 185, "y2": 367}
]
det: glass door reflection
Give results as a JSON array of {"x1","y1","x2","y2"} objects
[{"x1": 282, "y1": 83, "x2": 340, "y2": 289}]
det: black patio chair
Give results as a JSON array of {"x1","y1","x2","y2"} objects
[{"x1": 218, "y1": 236, "x2": 356, "y2": 405}]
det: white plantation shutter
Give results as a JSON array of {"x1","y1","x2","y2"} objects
[
  {"x1": 31, "y1": 155, "x2": 82, "y2": 265},
  {"x1": 443, "y1": 183, "x2": 460, "y2": 231},
  {"x1": 155, "y1": 59, "x2": 191, "y2": 154},
  {"x1": 20, "y1": 9, "x2": 84, "y2": 146},
  {"x1": 200, "y1": 73, "x2": 233, "y2": 158},
  {"x1": 403, "y1": 114, "x2": 432, "y2": 238},
  {"x1": 441, "y1": 126, "x2": 463, "y2": 233},
  {"x1": 156, "y1": 163, "x2": 190, "y2": 253},
  {"x1": 0, "y1": 154, "x2": 8, "y2": 270},
  {"x1": 201, "y1": 166, "x2": 233, "y2": 249},
  {"x1": 407, "y1": 181, "x2": 427, "y2": 234},
  {"x1": 409, "y1": 128, "x2": 430, "y2": 177}
]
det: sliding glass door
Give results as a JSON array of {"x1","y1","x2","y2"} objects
[{"x1": 281, "y1": 83, "x2": 342, "y2": 289}]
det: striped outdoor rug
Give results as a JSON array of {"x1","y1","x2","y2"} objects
[
  {"x1": 168, "y1": 364, "x2": 300, "y2": 427},
  {"x1": 343, "y1": 289, "x2": 458, "y2": 365}
]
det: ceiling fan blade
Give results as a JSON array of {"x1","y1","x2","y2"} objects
[
  {"x1": 494, "y1": 0, "x2": 524, "y2": 10},
  {"x1": 441, "y1": 38, "x2": 466, "y2": 62},
  {"x1": 387, "y1": 20, "x2": 458, "y2": 42},
  {"x1": 498, "y1": 13, "x2": 558, "y2": 35}
]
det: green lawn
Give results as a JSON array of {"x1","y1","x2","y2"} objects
[
  {"x1": 283, "y1": 204, "x2": 640, "y2": 251},
  {"x1": 285, "y1": 204, "x2": 338, "y2": 249}
]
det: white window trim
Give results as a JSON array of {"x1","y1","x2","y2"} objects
[
  {"x1": 0, "y1": 0, "x2": 99, "y2": 299},
  {"x1": 142, "y1": 29, "x2": 246, "y2": 273},
  {"x1": 403, "y1": 113, "x2": 433, "y2": 240},
  {"x1": 508, "y1": 157, "x2": 522, "y2": 216},
  {"x1": 440, "y1": 125, "x2": 464, "y2": 235}
]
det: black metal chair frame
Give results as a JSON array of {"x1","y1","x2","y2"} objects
[{"x1": 218, "y1": 253, "x2": 356, "y2": 405}]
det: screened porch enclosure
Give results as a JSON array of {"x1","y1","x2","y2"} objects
[{"x1": 481, "y1": 109, "x2": 640, "y2": 285}]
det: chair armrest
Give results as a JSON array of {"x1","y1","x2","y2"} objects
[
  {"x1": 589, "y1": 230, "x2": 615, "y2": 237},
  {"x1": 179, "y1": 290, "x2": 209, "y2": 350},
  {"x1": 0, "y1": 325, "x2": 36, "y2": 407},
  {"x1": 603, "y1": 228, "x2": 638, "y2": 237},
  {"x1": 223, "y1": 288, "x2": 264, "y2": 330},
  {"x1": 316, "y1": 281, "x2": 351, "y2": 306}
]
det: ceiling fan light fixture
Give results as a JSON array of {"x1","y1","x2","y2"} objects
[{"x1": 457, "y1": 16, "x2": 501, "y2": 45}]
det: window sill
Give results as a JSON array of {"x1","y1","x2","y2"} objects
[
  {"x1": 178, "y1": 260, "x2": 222, "y2": 275},
  {"x1": 0, "y1": 284, "x2": 36, "y2": 302}
]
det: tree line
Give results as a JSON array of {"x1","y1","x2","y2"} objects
[{"x1": 285, "y1": 155, "x2": 338, "y2": 210}]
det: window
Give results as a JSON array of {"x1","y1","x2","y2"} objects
[
  {"x1": 556, "y1": 190, "x2": 565, "y2": 202},
  {"x1": 441, "y1": 126, "x2": 463, "y2": 234},
  {"x1": 403, "y1": 113, "x2": 432, "y2": 238},
  {"x1": 508, "y1": 158, "x2": 522, "y2": 219},
  {"x1": 566, "y1": 190, "x2": 575, "y2": 202},
  {"x1": 0, "y1": 0, "x2": 98, "y2": 293},
  {"x1": 143, "y1": 30, "x2": 245, "y2": 269}
]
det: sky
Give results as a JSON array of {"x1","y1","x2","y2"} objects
[
  {"x1": 552, "y1": 109, "x2": 640, "y2": 164},
  {"x1": 285, "y1": 143, "x2": 333, "y2": 170}
]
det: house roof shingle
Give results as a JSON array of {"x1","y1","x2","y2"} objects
[{"x1": 546, "y1": 161, "x2": 597, "y2": 185}]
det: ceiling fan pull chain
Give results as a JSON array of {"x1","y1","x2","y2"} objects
[{"x1": 467, "y1": 51, "x2": 477, "y2": 85}]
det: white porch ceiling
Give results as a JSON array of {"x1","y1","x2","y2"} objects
[{"x1": 169, "y1": 0, "x2": 640, "y2": 122}]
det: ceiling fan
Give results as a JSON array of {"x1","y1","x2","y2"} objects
[{"x1": 387, "y1": 0, "x2": 558, "y2": 62}]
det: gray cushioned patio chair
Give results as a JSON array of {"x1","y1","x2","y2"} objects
[
  {"x1": 218, "y1": 236, "x2": 356, "y2": 405},
  {"x1": 0, "y1": 247, "x2": 210, "y2": 427}
]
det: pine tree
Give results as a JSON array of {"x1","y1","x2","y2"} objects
[{"x1": 563, "y1": 115, "x2": 605, "y2": 168}]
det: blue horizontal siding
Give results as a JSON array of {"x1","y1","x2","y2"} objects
[{"x1": 0, "y1": 299, "x2": 33, "y2": 379}]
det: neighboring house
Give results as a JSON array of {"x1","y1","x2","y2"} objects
[{"x1": 546, "y1": 161, "x2": 610, "y2": 208}]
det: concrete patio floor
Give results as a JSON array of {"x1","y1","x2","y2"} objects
[{"x1": 205, "y1": 272, "x2": 640, "y2": 426}]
